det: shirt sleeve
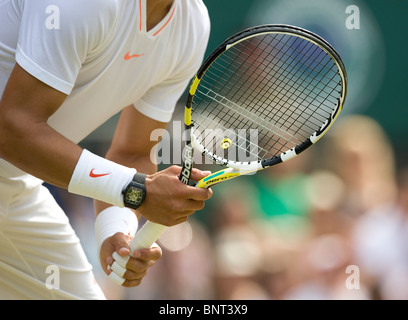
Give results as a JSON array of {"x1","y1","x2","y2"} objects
[
  {"x1": 15, "y1": 0, "x2": 114, "y2": 95},
  {"x1": 134, "y1": 63, "x2": 203, "y2": 123},
  {"x1": 134, "y1": 12, "x2": 211, "y2": 123}
]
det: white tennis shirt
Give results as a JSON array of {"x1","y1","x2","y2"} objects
[
  {"x1": 0, "y1": 0, "x2": 210, "y2": 141},
  {"x1": 0, "y1": 0, "x2": 210, "y2": 177}
]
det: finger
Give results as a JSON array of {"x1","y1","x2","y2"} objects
[
  {"x1": 109, "y1": 270, "x2": 126, "y2": 286},
  {"x1": 123, "y1": 267, "x2": 149, "y2": 280},
  {"x1": 132, "y1": 246, "x2": 163, "y2": 262},
  {"x1": 112, "y1": 251, "x2": 130, "y2": 268},
  {"x1": 110, "y1": 261, "x2": 127, "y2": 278},
  {"x1": 109, "y1": 257, "x2": 147, "y2": 286},
  {"x1": 183, "y1": 186, "x2": 213, "y2": 201},
  {"x1": 126, "y1": 257, "x2": 156, "y2": 274},
  {"x1": 189, "y1": 168, "x2": 212, "y2": 182},
  {"x1": 112, "y1": 232, "x2": 131, "y2": 257},
  {"x1": 174, "y1": 216, "x2": 189, "y2": 225},
  {"x1": 122, "y1": 278, "x2": 143, "y2": 288},
  {"x1": 178, "y1": 199, "x2": 207, "y2": 212},
  {"x1": 166, "y1": 165, "x2": 185, "y2": 177},
  {"x1": 110, "y1": 254, "x2": 154, "y2": 286}
]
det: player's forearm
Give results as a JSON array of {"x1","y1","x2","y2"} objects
[
  {"x1": 0, "y1": 112, "x2": 81, "y2": 188},
  {"x1": 0, "y1": 63, "x2": 81, "y2": 188}
]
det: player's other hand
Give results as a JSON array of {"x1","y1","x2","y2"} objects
[
  {"x1": 138, "y1": 165, "x2": 213, "y2": 226},
  {"x1": 100, "y1": 232, "x2": 162, "y2": 287}
]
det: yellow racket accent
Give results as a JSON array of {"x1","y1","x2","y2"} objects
[
  {"x1": 195, "y1": 168, "x2": 242, "y2": 189},
  {"x1": 189, "y1": 76, "x2": 200, "y2": 95},
  {"x1": 220, "y1": 138, "x2": 232, "y2": 150},
  {"x1": 184, "y1": 106, "x2": 192, "y2": 126}
]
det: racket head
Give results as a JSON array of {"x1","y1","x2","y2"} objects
[{"x1": 181, "y1": 24, "x2": 347, "y2": 186}]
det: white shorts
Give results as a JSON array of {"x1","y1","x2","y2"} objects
[{"x1": 0, "y1": 173, "x2": 106, "y2": 300}]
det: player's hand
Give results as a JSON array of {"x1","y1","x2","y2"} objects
[
  {"x1": 100, "y1": 232, "x2": 162, "y2": 287},
  {"x1": 138, "y1": 166, "x2": 213, "y2": 226}
]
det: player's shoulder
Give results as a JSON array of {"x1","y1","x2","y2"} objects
[
  {"x1": 64, "y1": 0, "x2": 119, "y2": 24},
  {"x1": 184, "y1": 0, "x2": 209, "y2": 15},
  {"x1": 179, "y1": 0, "x2": 210, "y2": 37},
  {"x1": 78, "y1": 0, "x2": 120, "y2": 16},
  {"x1": 31, "y1": 0, "x2": 119, "y2": 28},
  {"x1": 184, "y1": 0, "x2": 210, "y2": 25},
  {"x1": 52, "y1": 0, "x2": 120, "y2": 44}
]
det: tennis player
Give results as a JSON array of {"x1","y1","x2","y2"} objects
[{"x1": 0, "y1": 0, "x2": 211, "y2": 299}]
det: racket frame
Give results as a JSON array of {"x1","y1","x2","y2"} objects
[{"x1": 181, "y1": 24, "x2": 347, "y2": 188}]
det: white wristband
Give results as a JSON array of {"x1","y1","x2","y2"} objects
[
  {"x1": 68, "y1": 149, "x2": 136, "y2": 207},
  {"x1": 94, "y1": 206, "x2": 138, "y2": 259}
]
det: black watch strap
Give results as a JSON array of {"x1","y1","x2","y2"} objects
[{"x1": 132, "y1": 172, "x2": 146, "y2": 185}]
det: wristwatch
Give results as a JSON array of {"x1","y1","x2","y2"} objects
[{"x1": 122, "y1": 173, "x2": 146, "y2": 210}]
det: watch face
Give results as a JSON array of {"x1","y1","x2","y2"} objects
[{"x1": 125, "y1": 186, "x2": 144, "y2": 205}]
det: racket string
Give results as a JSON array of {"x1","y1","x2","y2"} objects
[
  {"x1": 191, "y1": 32, "x2": 343, "y2": 162},
  {"x1": 199, "y1": 85, "x2": 300, "y2": 143},
  {"x1": 196, "y1": 35, "x2": 302, "y2": 156},
  {"x1": 203, "y1": 36, "x2": 330, "y2": 131}
]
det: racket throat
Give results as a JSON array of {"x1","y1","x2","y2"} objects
[{"x1": 180, "y1": 145, "x2": 194, "y2": 185}]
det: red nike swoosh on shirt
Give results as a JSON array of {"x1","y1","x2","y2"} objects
[
  {"x1": 89, "y1": 169, "x2": 111, "y2": 178},
  {"x1": 124, "y1": 52, "x2": 145, "y2": 60}
]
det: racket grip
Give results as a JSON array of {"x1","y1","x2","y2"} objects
[
  {"x1": 109, "y1": 222, "x2": 167, "y2": 285},
  {"x1": 129, "y1": 221, "x2": 167, "y2": 252}
]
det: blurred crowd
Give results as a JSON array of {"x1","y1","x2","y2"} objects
[{"x1": 50, "y1": 114, "x2": 408, "y2": 300}]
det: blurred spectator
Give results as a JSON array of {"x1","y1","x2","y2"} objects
[
  {"x1": 322, "y1": 115, "x2": 398, "y2": 216},
  {"x1": 319, "y1": 115, "x2": 408, "y2": 299},
  {"x1": 206, "y1": 181, "x2": 265, "y2": 299}
]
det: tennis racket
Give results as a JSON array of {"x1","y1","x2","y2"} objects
[{"x1": 110, "y1": 24, "x2": 347, "y2": 284}]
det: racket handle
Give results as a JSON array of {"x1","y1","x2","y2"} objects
[
  {"x1": 129, "y1": 158, "x2": 198, "y2": 252},
  {"x1": 129, "y1": 221, "x2": 167, "y2": 252},
  {"x1": 110, "y1": 222, "x2": 166, "y2": 286}
]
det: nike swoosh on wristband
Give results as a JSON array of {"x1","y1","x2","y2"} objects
[
  {"x1": 124, "y1": 52, "x2": 145, "y2": 60},
  {"x1": 89, "y1": 169, "x2": 111, "y2": 178}
]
